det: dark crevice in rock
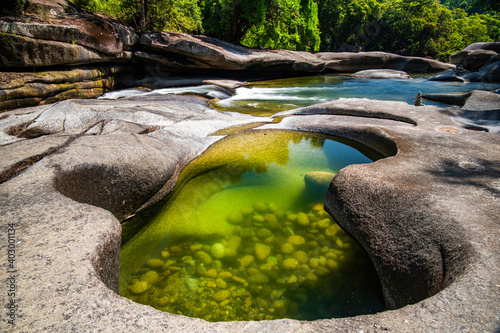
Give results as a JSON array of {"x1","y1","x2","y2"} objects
[
  {"x1": 91, "y1": 226, "x2": 121, "y2": 294},
  {"x1": 5, "y1": 121, "x2": 31, "y2": 137},
  {"x1": 0, "y1": 135, "x2": 75, "y2": 184},
  {"x1": 0, "y1": 121, "x2": 101, "y2": 184},
  {"x1": 5, "y1": 110, "x2": 44, "y2": 138},
  {"x1": 462, "y1": 124, "x2": 489, "y2": 132}
]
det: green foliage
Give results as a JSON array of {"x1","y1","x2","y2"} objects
[
  {"x1": 73, "y1": 0, "x2": 202, "y2": 33},
  {"x1": 238, "y1": 0, "x2": 321, "y2": 51},
  {"x1": 122, "y1": 0, "x2": 203, "y2": 33},
  {"x1": 318, "y1": 0, "x2": 382, "y2": 51},
  {"x1": 318, "y1": 0, "x2": 498, "y2": 61},
  {"x1": 201, "y1": 0, "x2": 319, "y2": 51},
  {"x1": 68, "y1": 0, "x2": 497, "y2": 60}
]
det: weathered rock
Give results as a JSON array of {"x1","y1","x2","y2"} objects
[
  {"x1": 422, "y1": 92, "x2": 472, "y2": 106},
  {"x1": 0, "y1": 20, "x2": 122, "y2": 55},
  {"x1": 0, "y1": 33, "x2": 131, "y2": 68},
  {"x1": 424, "y1": 90, "x2": 500, "y2": 113},
  {"x1": 0, "y1": 96, "x2": 498, "y2": 331},
  {"x1": 462, "y1": 49, "x2": 497, "y2": 70},
  {"x1": 351, "y1": 69, "x2": 411, "y2": 79},
  {"x1": 269, "y1": 99, "x2": 498, "y2": 313},
  {"x1": 137, "y1": 32, "x2": 325, "y2": 72},
  {"x1": 429, "y1": 58, "x2": 500, "y2": 83},
  {"x1": 473, "y1": 58, "x2": 500, "y2": 82},
  {"x1": 0, "y1": 66, "x2": 122, "y2": 111},
  {"x1": 461, "y1": 90, "x2": 500, "y2": 112},
  {"x1": 316, "y1": 51, "x2": 454, "y2": 73},
  {"x1": 449, "y1": 50, "x2": 471, "y2": 65},
  {"x1": 463, "y1": 41, "x2": 500, "y2": 53}
]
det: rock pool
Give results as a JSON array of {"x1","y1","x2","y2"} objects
[{"x1": 120, "y1": 130, "x2": 386, "y2": 321}]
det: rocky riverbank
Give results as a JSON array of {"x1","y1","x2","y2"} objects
[
  {"x1": 0, "y1": 0, "x2": 460, "y2": 112},
  {"x1": 0, "y1": 92, "x2": 499, "y2": 331},
  {"x1": 1, "y1": 0, "x2": 499, "y2": 331}
]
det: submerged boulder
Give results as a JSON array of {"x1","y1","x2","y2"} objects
[
  {"x1": 351, "y1": 69, "x2": 410, "y2": 79},
  {"x1": 304, "y1": 171, "x2": 336, "y2": 191}
]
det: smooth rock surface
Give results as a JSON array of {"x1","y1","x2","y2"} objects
[
  {"x1": 316, "y1": 51, "x2": 454, "y2": 73},
  {"x1": 0, "y1": 33, "x2": 131, "y2": 68},
  {"x1": 462, "y1": 49, "x2": 497, "y2": 70},
  {"x1": 351, "y1": 69, "x2": 410, "y2": 79},
  {"x1": 0, "y1": 96, "x2": 498, "y2": 332},
  {"x1": 429, "y1": 59, "x2": 500, "y2": 83},
  {"x1": 138, "y1": 32, "x2": 326, "y2": 72}
]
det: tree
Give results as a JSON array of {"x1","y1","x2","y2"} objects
[
  {"x1": 317, "y1": 0, "x2": 382, "y2": 51},
  {"x1": 122, "y1": 0, "x2": 203, "y2": 33},
  {"x1": 202, "y1": 0, "x2": 320, "y2": 51},
  {"x1": 202, "y1": 0, "x2": 268, "y2": 44},
  {"x1": 240, "y1": 0, "x2": 320, "y2": 51}
]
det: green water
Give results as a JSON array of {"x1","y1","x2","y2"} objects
[
  {"x1": 120, "y1": 130, "x2": 386, "y2": 321},
  {"x1": 213, "y1": 74, "x2": 500, "y2": 116}
]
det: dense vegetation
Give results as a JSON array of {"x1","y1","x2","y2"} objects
[{"x1": 4, "y1": 0, "x2": 498, "y2": 61}]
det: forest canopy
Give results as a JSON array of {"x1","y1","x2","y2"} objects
[{"x1": 42, "y1": 0, "x2": 500, "y2": 60}]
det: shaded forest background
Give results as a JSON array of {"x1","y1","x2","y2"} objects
[{"x1": 4, "y1": 0, "x2": 499, "y2": 61}]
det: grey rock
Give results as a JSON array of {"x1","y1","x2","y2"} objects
[
  {"x1": 449, "y1": 50, "x2": 471, "y2": 64},
  {"x1": 0, "y1": 20, "x2": 123, "y2": 55},
  {"x1": 463, "y1": 41, "x2": 500, "y2": 53},
  {"x1": 0, "y1": 97, "x2": 499, "y2": 331},
  {"x1": 316, "y1": 51, "x2": 454, "y2": 73},
  {"x1": 429, "y1": 59, "x2": 500, "y2": 83},
  {"x1": 0, "y1": 33, "x2": 128, "y2": 68},
  {"x1": 462, "y1": 90, "x2": 500, "y2": 112},
  {"x1": 422, "y1": 92, "x2": 472, "y2": 106},
  {"x1": 463, "y1": 49, "x2": 497, "y2": 70},
  {"x1": 351, "y1": 69, "x2": 411, "y2": 79},
  {"x1": 138, "y1": 32, "x2": 325, "y2": 72}
]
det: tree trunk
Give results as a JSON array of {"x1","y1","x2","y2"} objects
[{"x1": 140, "y1": 0, "x2": 147, "y2": 32}]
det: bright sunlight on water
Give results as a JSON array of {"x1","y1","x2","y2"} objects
[{"x1": 213, "y1": 74, "x2": 500, "y2": 116}]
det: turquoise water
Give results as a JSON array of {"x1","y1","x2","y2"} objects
[
  {"x1": 214, "y1": 75, "x2": 500, "y2": 115},
  {"x1": 101, "y1": 74, "x2": 500, "y2": 117},
  {"x1": 120, "y1": 131, "x2": 385, "y2": 321},
  {"x1": 117, "y1": 73, "x2": 498, "y2": 321}
]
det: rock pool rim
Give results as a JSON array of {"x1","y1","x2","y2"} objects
[
  {"x1": 120, "y1": 129, "x2": 391, "y2": 246},
  {"x1": 119, "y1": 129, "x2": 389, "y2": 321}
]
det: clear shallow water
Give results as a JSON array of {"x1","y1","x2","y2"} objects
[
  {"x1": 120, "y1": 130, "x2": 385, "y2": 321},
  {"x1": 213, "y1": 75, "x2": 500, "y2": 116},
  {"x1": 101, "y1": 74, "x2": 500, "y2": 117}
]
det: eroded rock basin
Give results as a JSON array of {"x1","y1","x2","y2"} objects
[
  {"x1": 0, "y1": 94, "x2": 499, "y2": 331},
  {"x1": 120, "y1": 131, "x2": 385, "y2": 321}
]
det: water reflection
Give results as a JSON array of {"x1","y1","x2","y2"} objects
[
  {"x1": 213, "y1": 74, "x2": 500, "y2": 116},
  {"x1": 120, "y1": 130, "x2": 384, "y2": 321}
]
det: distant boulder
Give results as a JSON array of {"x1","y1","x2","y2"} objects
[
  {"x1": 316, "y1": 51, "x2": 454, "y2": 73},
  {"x1": 351, "y1": 69, "x2": 410, "y2": 79}
]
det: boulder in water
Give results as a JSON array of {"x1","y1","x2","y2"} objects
[
  {"x1": 351, "y1": 69, "x2": 410, "y2": 79},
  {"x1": 304, "y1": 171, "x2": 336, "y2": 191}
]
